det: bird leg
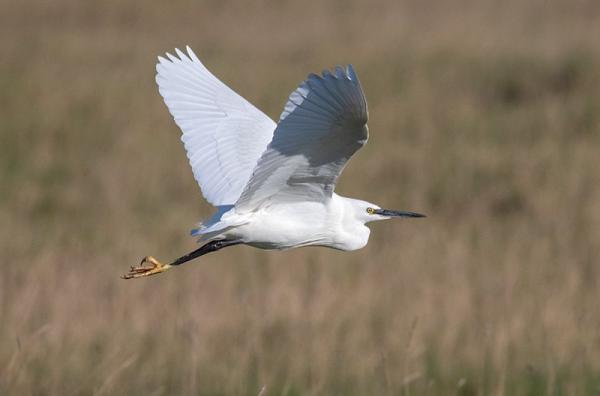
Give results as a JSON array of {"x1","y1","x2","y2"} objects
[
  {"x1": 121, "y1": 256, "x2": 171, "y2": 279},
  {"x1": 121, "y1": 239, "x2": 242, "y2": 280}
]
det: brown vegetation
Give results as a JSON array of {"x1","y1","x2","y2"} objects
[{"x1": 1, "y1": 0, "x2": 599, "y2": 394}]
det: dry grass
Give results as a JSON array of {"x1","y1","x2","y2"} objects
[{"x1": 1, "y1": 0, "x2": 600, "y2": 394}]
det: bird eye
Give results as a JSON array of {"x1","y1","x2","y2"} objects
[{"x1": 366, "y1": 207, "x2": 375, "y2": 215}]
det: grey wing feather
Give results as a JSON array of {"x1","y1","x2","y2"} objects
[{"x1": 235, "y1": 65, "x2": 368, "y2": 211}]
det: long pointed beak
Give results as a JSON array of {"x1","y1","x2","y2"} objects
[{"x1": 374, "y1": 209, "x2": 426, "y2": 218}]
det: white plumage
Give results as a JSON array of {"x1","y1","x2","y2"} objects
[
  {"x1": 123, "y1": 47, "x2": 423, "y2": 279},
  {"x1": 125, "y1": 46, "x2": 424, "y2": 279},
  {"x1": 156, "y1": 47, "x2": 276, "y2": 206}
]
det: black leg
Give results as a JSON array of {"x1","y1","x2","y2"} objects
[{"x1": 169, "y1": 239, "x2": 242, "y2": 267}]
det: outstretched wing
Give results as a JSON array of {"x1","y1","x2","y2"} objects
[
  {"x1": 235, "y1": 65, "x2": 368, "y2": 212},
  {"x1": 156, "y1": 46, "x2": 276, "y2": 206}
]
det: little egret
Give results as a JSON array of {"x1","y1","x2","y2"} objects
[{"x1": 122, "y1": 46, "x2": 425, "y2": 279}]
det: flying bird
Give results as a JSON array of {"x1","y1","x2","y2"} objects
[{"x1": 122, "y1": 46, "x2": 425, "y2": 279}]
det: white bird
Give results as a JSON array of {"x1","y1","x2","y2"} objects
[{"x1": 123, "y1": 46, "x2": 425, "y2": 279}]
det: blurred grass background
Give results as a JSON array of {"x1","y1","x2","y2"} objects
[{"x1": 1, "y1": 0, "x2": 600, "y2": 394}]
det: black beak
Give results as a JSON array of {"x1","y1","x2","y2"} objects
[{"x1": 374, "y1": 209, "x2": 426, "y2": 218}]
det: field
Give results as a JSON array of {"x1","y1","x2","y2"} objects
[{"x1": 1, "y1": 0, "x2": 600, "y2": 394}]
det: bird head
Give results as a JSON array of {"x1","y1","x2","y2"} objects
[{"x1": 355, "y1": 200, "x2": 426, "y2": 224}]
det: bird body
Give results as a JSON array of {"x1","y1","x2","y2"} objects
[
  {"x1": 122, "y1": 46, "x2": 424, "y2": 279},
  {"x1": 202, "y1": 194, "x2": 372, "y2": 251}
]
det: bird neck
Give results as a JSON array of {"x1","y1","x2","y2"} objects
[
  {"x1": 329, "y1": 194, "x2": 372, "y2": 251},
  {"x1": 333, "y1": 194, "x2": 371, "y2": 225}
]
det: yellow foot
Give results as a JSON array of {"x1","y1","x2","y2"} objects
[{"x1": 121, "y1": 256, "x2": 172, "y2": 279}]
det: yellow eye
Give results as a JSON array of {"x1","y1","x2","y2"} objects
[{"x1": 366, "y1": 207, "x2": 375, "y2": 215}]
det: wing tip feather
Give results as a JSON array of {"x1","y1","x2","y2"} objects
[
  {"x1": 186, "y1": 45, "x2": 200, "y2": 62},
  {"x1": 157, "y1": 45, "x2": 206, "y2": 71},
  {"x1": 316, "y1": 64, "x2": 357, "y2": 82},
  {"x1": 346, "y1": 64, "x2": 359, "y2": 82},
  {"x1": 174, "y1": 47, "x2": 185, "y2": 60}
]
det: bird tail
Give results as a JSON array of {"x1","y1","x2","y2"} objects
[{"x1": 190, "y1": 205, "x2": 249, "y2": 241}]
